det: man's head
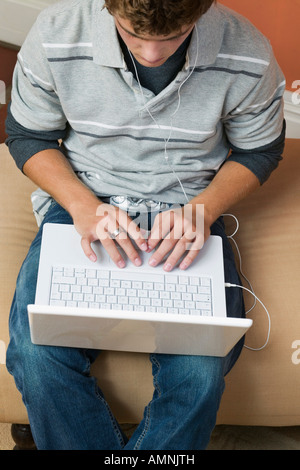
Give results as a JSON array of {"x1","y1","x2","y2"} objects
[
  {"x1": 104, "y1": 0, "x2": 215, "y2": 36},
  {"x1": 104, "y1": 0, "x2": 215, "y2": 67}
]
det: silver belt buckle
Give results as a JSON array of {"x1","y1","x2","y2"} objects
[{"x1": 109, "y1": 196, "x2": 169, "y2": 213}]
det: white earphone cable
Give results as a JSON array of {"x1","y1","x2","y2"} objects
[{"x1": 127, "y1": 26, "x2": 199, "y2": 203}]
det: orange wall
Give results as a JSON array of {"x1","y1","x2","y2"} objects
[{"x1": 219, "y1": 0, "x2": 299, "y2": 91}]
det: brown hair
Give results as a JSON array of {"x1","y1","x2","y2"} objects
[{"x1": 104, "y1": 0, "x2": 215, "y2": 36}]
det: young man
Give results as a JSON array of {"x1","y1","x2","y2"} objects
[{"x1": 5, "y1": 0, "x2": 285, "y2": 450}]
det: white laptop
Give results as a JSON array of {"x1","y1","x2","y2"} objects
[{"x1": 27, "y1": 223, "x2": 252, "y2": 356}]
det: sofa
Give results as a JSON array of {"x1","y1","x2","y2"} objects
[{"x1": 1, "y1": 139, "x2": 300, "y2": 449}]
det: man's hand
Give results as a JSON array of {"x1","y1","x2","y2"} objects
[
  {"x1": 145, "y1": 160, "x2": 261, "y2": 272},
  {"x1": 147, "y1": 203, "x2": 209, "y2": 271},
  {"x1": 72, "y1": 201, "x2": 148, "y2": 268}
]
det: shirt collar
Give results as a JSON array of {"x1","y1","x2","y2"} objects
[
  {"x1": 188, "y1": 3, "x2": 224, "y2": 68},
  {"x1": 92, "y1": 1, "x2": 224, "y2": 68},
  {"x1": 92, "y1": 1, "x2": 125, "y2": 67}
]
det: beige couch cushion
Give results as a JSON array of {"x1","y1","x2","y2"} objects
[
  {"x1": 0, "y1": 140, "x2": 300, "y2": 426},
  {"x1": 216, "y1": 139, "x2": 300, "y2": 425},
  {"x1": 0, "y1": 146, "x2": 38, "y2": 423}
]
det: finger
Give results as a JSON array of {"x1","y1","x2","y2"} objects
[
  {"x1": 114, "y1": 232, "x2": 143, "y2": 267},
  {"x1": 148, "y1": 235, "x2": 178, "y2": 267},
  {"x1": 148, "y1": 211, "x2": 176, "y2": 250},
  {"x1": 179, "y1": 248, "x2": 201, "y2": 270},
  {"x1": 163, "y1": 236, "x2": 197, "y2": 271},
  {"x1": 81, "y1": 236, "x2": 98, "y2": 263},
  {"x1": 100, "y1": 236, "x2": 127, "y2": 268},
  {"x1": 108, "y1": 213, "x2": 148, "y2": 265},
  {"x1": 178, "y1": 234, "x2": 205, "y2": 270},
  {"x1": 97, "y1": 219, "x2": 143, "y2": 268},
  {"x1": 117, "y1": 211, "x2": 148, "y2": 252},
  {"x1": 159, "y1": 230, "x2": 205, "y2": 271},
  {"x1": 95, "y1": 218, "x2": 126, "y2": 267}
]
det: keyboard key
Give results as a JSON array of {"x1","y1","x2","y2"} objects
[
  {"x1": 50, "y1": 300, "x2": 65, "y2": 306},
  {"x1": 132, "y1": 281, "x2": 142, "y2": 289},
  {"x1": 50, "y1": 292, "x2": 61, "y2": 300},
  {"x1": 170, "y1": 292, "x2": 181, "y2": 300},
  {"x1": 187, "y1": 285, "x2": 197, "y2": 293},
  {"x1": 71, "y1": 285, "x2": 81, "y2": 293},
  {"x1": 143, "y1": 282, "x2": 153, "y2": 290},
  {"x1": 202, "y1": 310, "x2": 212, "y2": 316},
  {"x1": 97, "y1": 270, "x2": 109, "y2": 279},
  {"x1": 86, "y1": 269, "x2": 96, "y2": 278},
  {"x1": 59, "y1": 284, "x2": 70, "y2": 293},
  {"x1": 73, "y1": 293, "x2": 83, "y2": 301},
  {"x1": 64, "y1": 268, "x2": 74, "y2": 276},
  {"x1": 160, "y1": 291, "x2": 170, "y2": 300},
  {"x1": 89, "y1": 302, "x2": 100, "y2": 309},
  {"x1": 178, "y1": 275, "x2": 188, "y2": 285},
  {"x1": 196, "y1": 302, "x2": 211, "y2": 310},
  {"x1": 62, "y1": 292, "x2": 72, "y2": 301},
  {"x1": 168, "y1": 307, "x2": 179, "y2": 314},
  {"x1": 138, "y1": 290, "x2": 148, "y2": 298},
  {"x1": 121, "y1": 280, "x2": 131, "y2": 288},
  {"x1": 82, "y1": 285, "x2": 92, "y2": 294},
  {"x1": 166, "y1": 284, "x2": 175, "y2": 292},
  {"x1": 193, "y1": 294, "x2": 211, "y2": 302},
  {"x1": 165, "y1": 275, "x2": 177, "y2": 284},
  {"x1": 176, "y1": 284, "x2": 186, "y2": 293},
  {"x1": 84, "y1": 293, "x2": 95, "y2": 301},
  {"x1": 149, "y1": 290, "x2": 159, "y2": 299},
  {"x1": 126, "y1": 289, "x2": 137, "y2": 297},
  {"x1": 154, "y1": 282, "x2": 164, "y2": 290}
]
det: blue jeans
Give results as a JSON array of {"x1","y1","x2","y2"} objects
[{"x1": 6, "y1": 201, "x2": 245, "y2": 450}]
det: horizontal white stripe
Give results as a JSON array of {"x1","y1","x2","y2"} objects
[
  {"x1": 42, "y1": 42, "x2": 93, "y2": 48},
  {"x1": 217, "y1": 53, "x2": 270, "y2": 67},
  {"x1": 69, "y1": 119, "x2": 214, "y2": 136},
  {"x1": 18, "y1": 53, "x2": 53, "y2": 88},
  {"x1": 236, "y1": 80, "x2": 286, "y2": 112}
]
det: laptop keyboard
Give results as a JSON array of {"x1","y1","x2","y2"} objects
[{"x1": 49, "y1": 266, "x2": 213, "y2": 316}]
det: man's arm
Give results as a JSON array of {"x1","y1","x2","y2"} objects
[
  {"x1": 23, "y1": 150, "x2": 148, "y2": 267},
  {"x1": 191, "y1": 160, "x2": 260, "y2": 228}
]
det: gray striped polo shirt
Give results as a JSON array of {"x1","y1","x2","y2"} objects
[{"x1": 9, "y1": 0, "x2": 285, "y2": 214}]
